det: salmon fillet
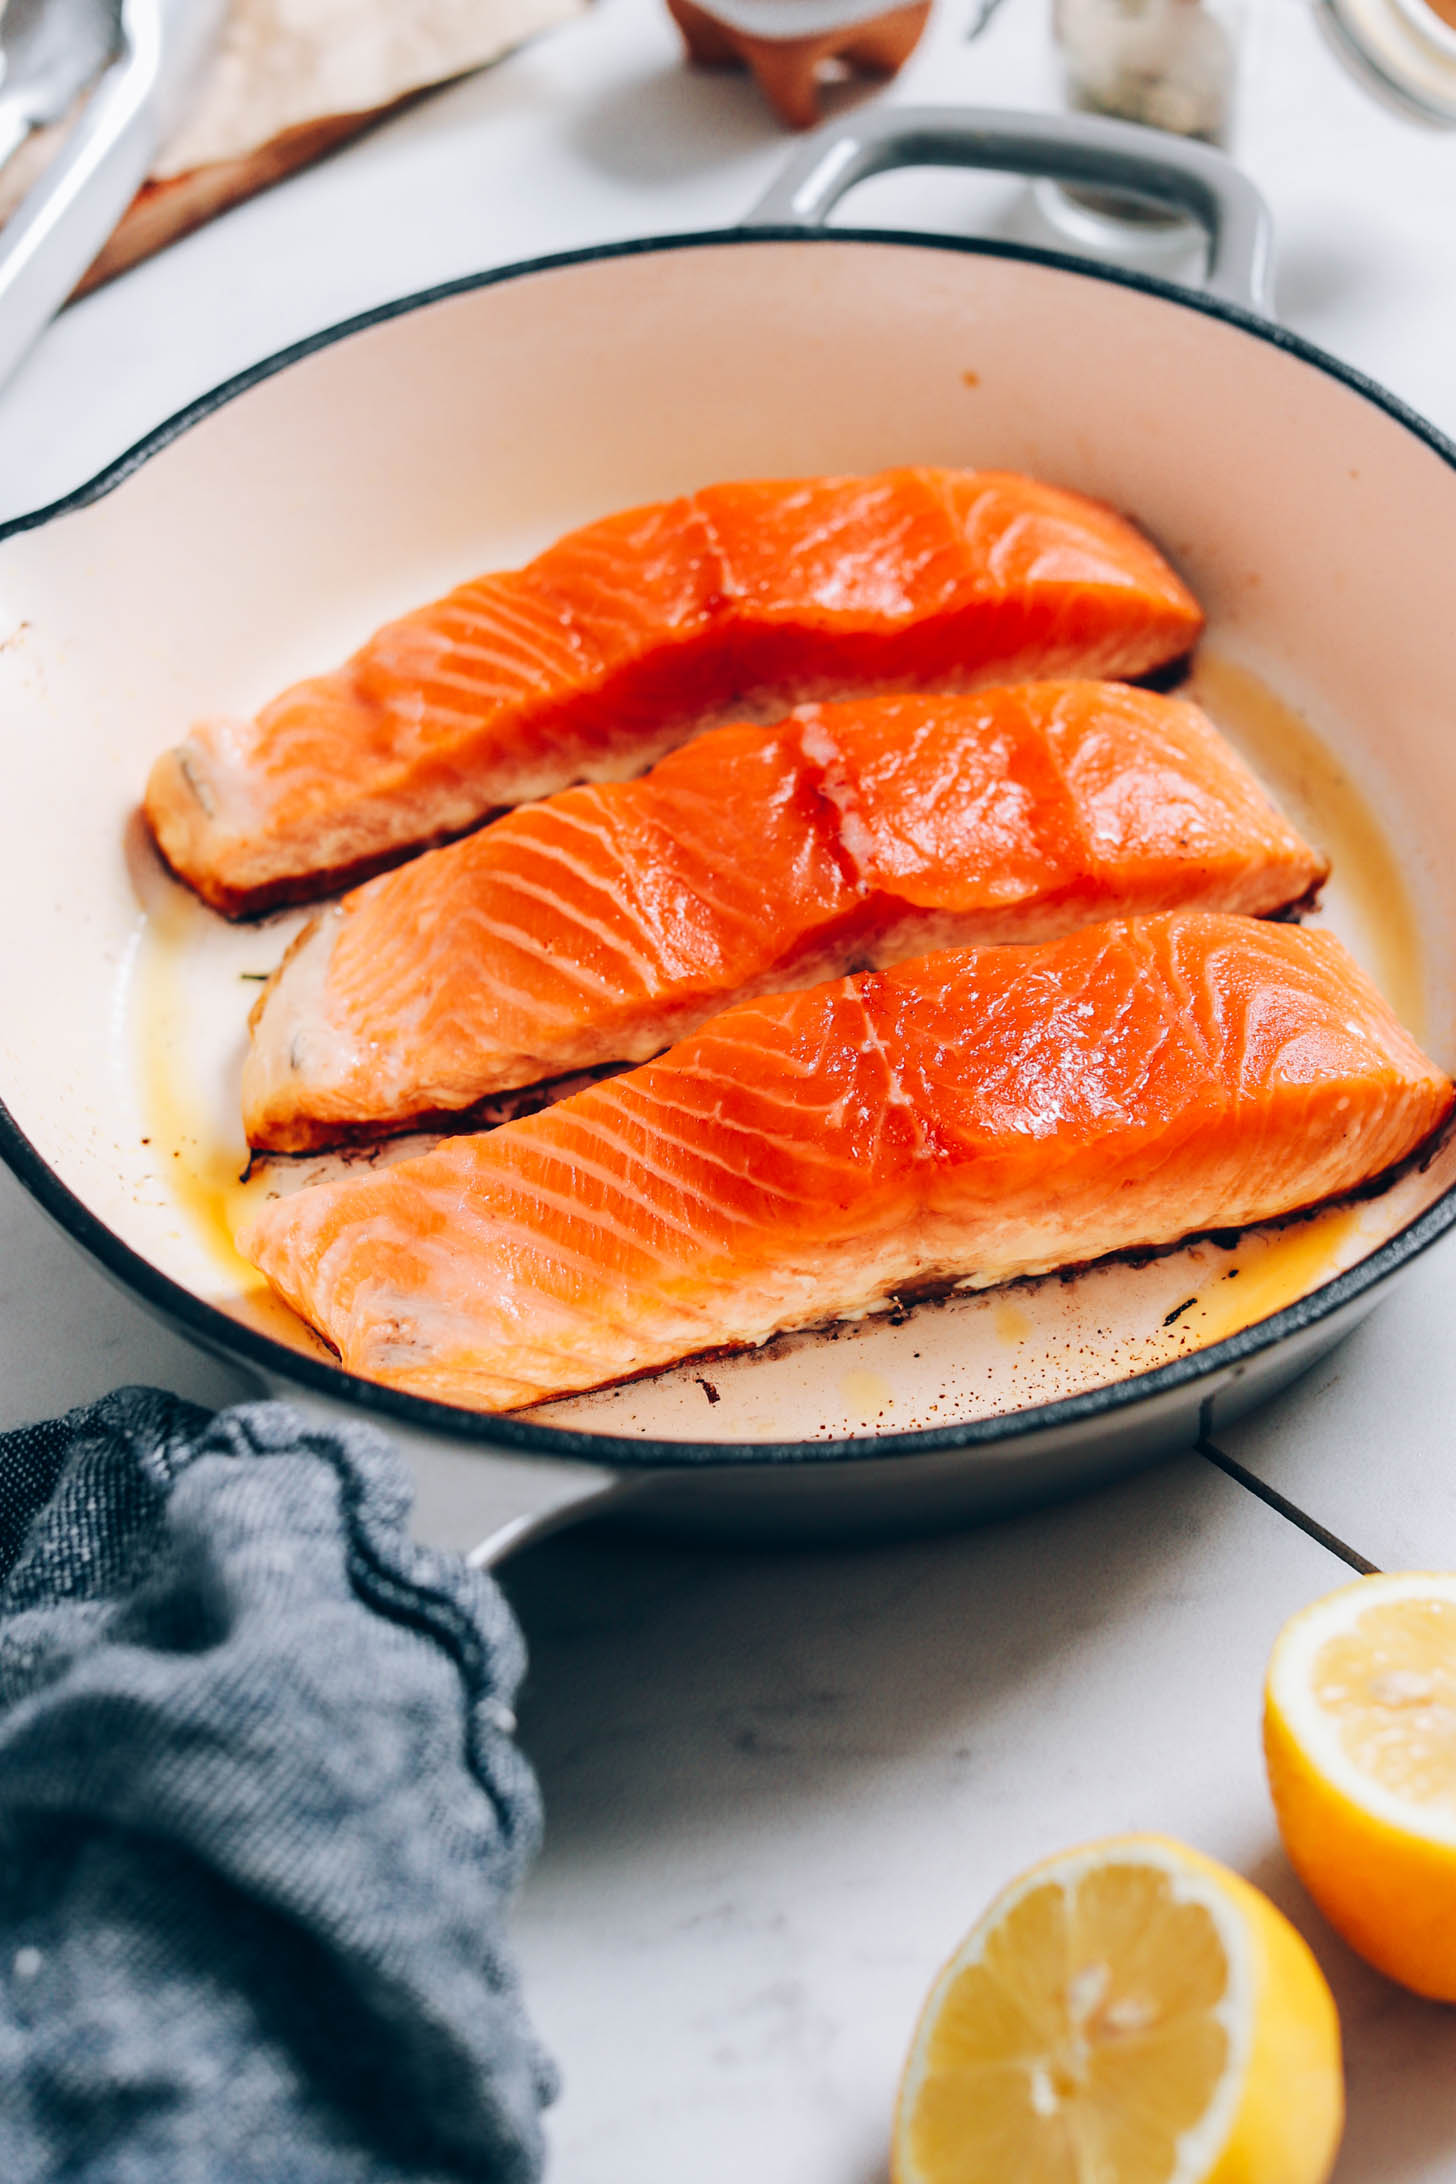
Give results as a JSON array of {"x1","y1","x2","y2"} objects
[
  {"x1": 145, "y1": 469, "x2": 1203, "y2": 917},
  {"x1": 243, "y1": 683, "x2": 1326, "y2": 1152},
  {"x1": 243, "y1": 913, "x2": 1451, "y2": 1412}
]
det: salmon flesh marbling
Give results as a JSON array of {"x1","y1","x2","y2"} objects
[
  {"x1": 145, "y1": 469, "x2": 1203, "y2": 916},
  {"x1": 243, "y1": 682, "x2": 1326, "y2": 1151},
  {"x1": 243, "y1": 913, "x2": 1451, "y2": 1413}
]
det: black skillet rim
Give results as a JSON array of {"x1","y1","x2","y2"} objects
[{"x1": 3, "y1": 222, "x2": 1455, "y2": 1471}]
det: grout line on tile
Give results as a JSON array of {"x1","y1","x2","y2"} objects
[{"x1": 1196, "y1": 1408, "x2": 1379, "y2": 1576}]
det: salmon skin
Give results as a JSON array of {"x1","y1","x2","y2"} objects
[
  {"x1": 145, "y1": 469, "x2": 1203, "y2": 918},
  {"x1": 243, "y1": 913, "x2": 1452, "y2": 1414},
  {"x1": 243, "y1": 683, "x2": 1326, "y2": 1153}
]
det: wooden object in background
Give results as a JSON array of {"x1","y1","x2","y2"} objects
[
  {"x1": 77, "y1": 103, "x2": 408, "y2": 295},
  {"x1": 667, "y1": 0, "x2": 930, "y2": 128}
]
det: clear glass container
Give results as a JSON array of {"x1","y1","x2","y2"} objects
[{"x1": 1044, "y1": 0, "x2": 1246, "y2": 237}]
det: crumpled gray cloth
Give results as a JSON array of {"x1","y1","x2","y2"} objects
[{"x1": 0, "y1": 1387, "x2": 556, "y2": 2184}]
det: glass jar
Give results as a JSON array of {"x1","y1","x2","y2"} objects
[{"x1": 1048, "y1": 0, "x2": 1246, "y2": 231}]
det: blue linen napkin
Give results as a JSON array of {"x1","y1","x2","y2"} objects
[{"x1": 0, "y1": 1387, "x2": 556, "y2": 2183}]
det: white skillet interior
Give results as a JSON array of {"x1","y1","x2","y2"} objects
[{"x1": 2, "y1": 235, "x2": 1454, "y2": 1447}]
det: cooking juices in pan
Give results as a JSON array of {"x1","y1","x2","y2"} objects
[{"x1": 133, "y1": 469, "x2": 1451, "y2": 1424}]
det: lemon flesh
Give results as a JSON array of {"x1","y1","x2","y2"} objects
[
  {"x1": 1314, "y1": 1594, "x2": 1456, "y2": 1811},
  {"x1": 1266, "y1": 1572, "x2": 1456, "y2": 1997},
  {"x1": 893, "y1": 1836, "x2": 1341, "y2": 2184}
]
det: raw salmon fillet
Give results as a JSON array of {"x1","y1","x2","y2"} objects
[
  {"x1": 243, "y1": 683, "x2": 1326, "y2": 1152},
  {"x1": 145, "y1": 469, "x2": 1203, "y2": 916},
  {"x1": 243, "y1": 913, "x2": 1451, "y2": 1412}
]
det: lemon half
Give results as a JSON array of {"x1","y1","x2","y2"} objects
[
  {"x1": 1266, "y1": 1569, "x2": 1456, "y2": 1998},
  {"x1": 892, "y1": 1834, "x2": 1342, "y2": 2184}
]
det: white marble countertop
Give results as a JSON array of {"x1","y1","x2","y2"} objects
[{"x1": 3, "y1": 0, "x2": 1456, "y2": 2176}]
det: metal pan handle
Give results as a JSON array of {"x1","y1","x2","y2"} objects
[{"x1": 743, "y1": 104, "x2": 1274, "y2": 316}]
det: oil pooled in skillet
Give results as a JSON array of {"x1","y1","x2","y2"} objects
[
  {"x1": 133, "y1": 650, "x2": 1438, "y2": 1437},
  {"x1": 134, "y1": 884, "x2": 347, "y2": 1354},
  {"x1": 1189, "y1": 649, "x2": 1426, "y2": 1040}
]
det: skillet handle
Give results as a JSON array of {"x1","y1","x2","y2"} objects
[
  {"x1": 742, "y1": 104, "x2": 1274, "y2": 316},
  {"x1": 236, "y1": 1367, "x2": 630, "y2": 1567}
]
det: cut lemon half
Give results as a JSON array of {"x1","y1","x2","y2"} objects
[
  {"x1": 892, "y1": 1834, "x2": 1342, "y2": 2184},
  {"x1": 1265, "y1": 1569, "x2": 1456, "y2": 1998}
]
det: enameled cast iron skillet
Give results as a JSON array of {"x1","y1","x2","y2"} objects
[{"x1": 3, "y1": 109, "x2": 1455, "y2": 1562}]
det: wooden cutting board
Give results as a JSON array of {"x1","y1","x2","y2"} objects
[{"x1": 0, "y1": 0, "x2": 587, "y2": 293}]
